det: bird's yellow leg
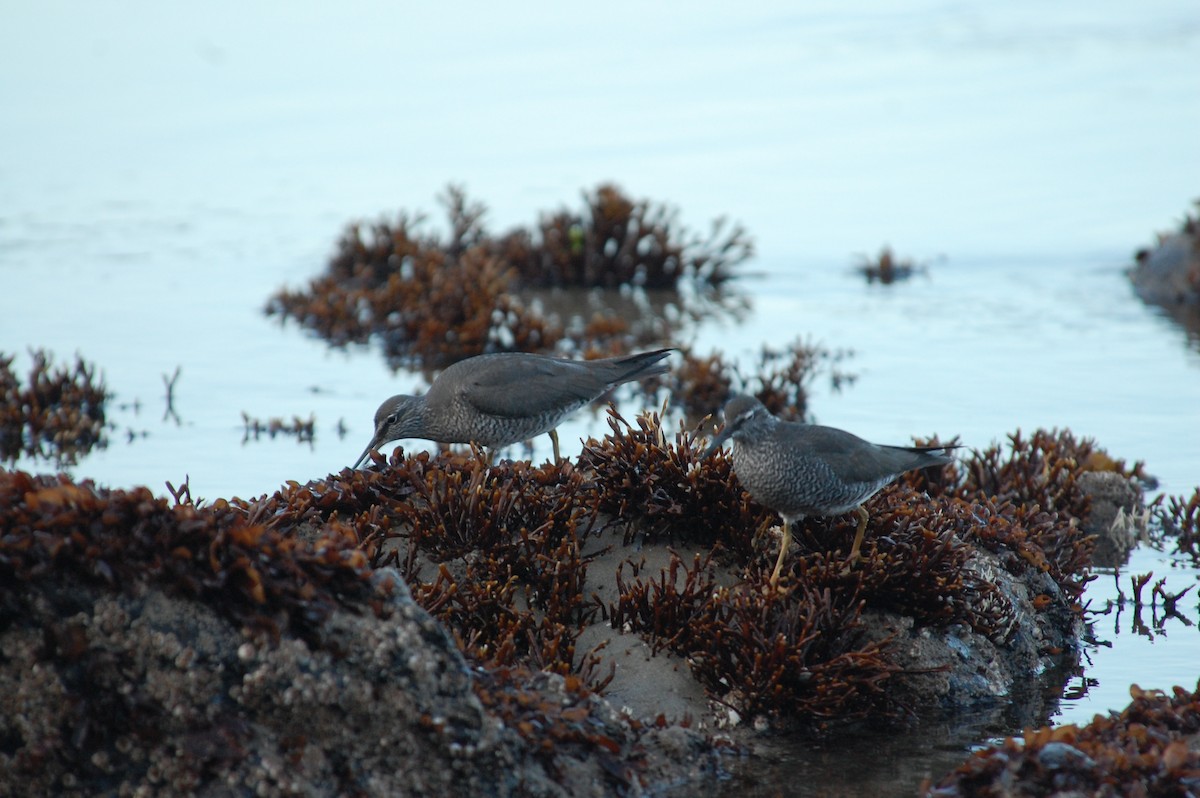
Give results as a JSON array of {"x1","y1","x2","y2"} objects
[
  {"x1": 549, "y1": 428, "x2": 562, "y2": 464},
  {"x1": 769, "y1": 519, "x2": 792, "y2": 590},
  {"x1": 847, "y1": 506, "x2": 870, "y2": 565}
]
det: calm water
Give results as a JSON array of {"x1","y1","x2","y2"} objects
[{"x1": 3, "y1": 2, "x2": 1199, "y2": 794}]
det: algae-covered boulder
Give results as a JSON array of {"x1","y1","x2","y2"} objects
[{"x1": 0, "y1": 471, "x2": 716, "y2": 797}]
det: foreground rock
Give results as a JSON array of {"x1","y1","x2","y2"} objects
[{"x1": 0, "y1": 471, "x2": 718, "y2": 797}]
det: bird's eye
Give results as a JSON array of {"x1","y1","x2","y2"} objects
[{"x1": 385, "y1": 413, "x2": 398, "y2": 426}]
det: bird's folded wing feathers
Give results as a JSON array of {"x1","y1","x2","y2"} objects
[{"x1": 459, "y1": 359, "x2": 601, "y2": 418}]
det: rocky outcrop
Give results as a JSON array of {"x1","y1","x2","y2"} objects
[
  {"x1": 1129, "y1": 207, "x2": 1200, "y2": 340},
  {"x1": 1131, "y1": 230, "x2": 1200, "y2": 306},
  {"x1": 0, "y1": 471, "x2": 718, "y2": 797}
]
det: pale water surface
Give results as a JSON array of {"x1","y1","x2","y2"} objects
[{"x1": 2, "y1": 2, "x2": 1199, "y2": 795}]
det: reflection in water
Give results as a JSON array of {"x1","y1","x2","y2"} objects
[
  {"x1": 683, "y1": 675, "x2": 1072, "y2": 798},
  {"x1": 526, "y1": 282, "x2": 751, "y2": 352},
  {"x1": 161, "y1": 365, "x2": 183, "y2": 425},
  {"x1": 240, "y1": 412, "x2": 316, "y2": 446},
  {"x1": 1090, "y1": 569, "x2": 1198, "y2": 641}
]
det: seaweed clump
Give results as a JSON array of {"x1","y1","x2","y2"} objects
[
  {"x1": 265, "y1": 184, "x2": 753, "y2": 370},
  {"x1": 0, "y1": 349, "x2": 107, "y2": 465},
  {"x1": 253, "y1": 448, "x2": 607, "y2": 681},
  {"x1": 611, "y1": 551, "x2": 899, "y2": 724},
  {"x1": 0, "y1": 470, "x2": 376, "y2": 649},
  {"x1": 385, "y1": 451, "x2": 601, "y2": 677},
  {"x1": 855, "y1": 246, "x2": 926, "y2": 284},
  {"x1": 1152, "y1": 488, "x2": 1200, "y2": 563},
  {"x1": 924, "y1": 683, "x2": 1200, "y2": 797},
  {"x1": 666, "y1": 339, "x2": 855, "y2": 423},
  {"x1": 954, "y1": 429, "x2": 1145, "y2": 602},
  {"x1": 492, "y1": 184, "x2": 752, "y2": 289},
  {"x1": 578, "y1": 408, "x2": 769, "y2": 551},
  {"x1": 267, "y1": 196, "x2": 561, "y2": 369}
]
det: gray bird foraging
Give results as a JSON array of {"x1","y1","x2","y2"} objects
[
  {"x1": 354, "y1": 348, "x2": 673, "y2": 468},
  {"x1": 701, "y1": 394, "x2": 957, "y2": 590}
]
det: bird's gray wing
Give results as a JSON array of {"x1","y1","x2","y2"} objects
[
  {"x1": 455, "y1": 357, "x2": 605, "y2": 418},
  {"x1": 795, "y1": 425, "x2": 908, "y2": 483}
]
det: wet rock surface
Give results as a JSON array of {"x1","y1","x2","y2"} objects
[
  {"x1": 4, "y1": 575, "x2": 509, "y2": 796},
  {"x1": 0, "y1": 575, "x2": 718, "y2": 797}
]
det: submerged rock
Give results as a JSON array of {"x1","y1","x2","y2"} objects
[
  {"x1": 1128, "y1": 207, "x2": 1200, "y2": 340},
  {"x1": 1130, "y1": 230, "x2": 1200, "y2": 306}
]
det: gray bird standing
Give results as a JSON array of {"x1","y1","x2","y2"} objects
[
  {"x1": 354, "y1": 349, "x2": 673, "y2": 468},
  {"x1": 701, "y1": 394, "x2": 956, "y2": 589}
]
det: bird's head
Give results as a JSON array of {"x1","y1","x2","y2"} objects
[
  {"x1": 699, "y1": 394, "x2": 771, "y2": 459},
  {"x1": 352, "y1": 394, "x2": 423, "y2": 469}
]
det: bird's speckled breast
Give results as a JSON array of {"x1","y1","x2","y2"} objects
[{"x1": 444, "y1": 398, "x2": 588, "y2": 447}]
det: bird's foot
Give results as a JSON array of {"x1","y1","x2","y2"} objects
[{"x1": 764, "y1": 580, "x2": 791, "y2": 597}]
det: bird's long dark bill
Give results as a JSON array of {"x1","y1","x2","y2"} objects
[
  {"x1": 699, "y1": 426, "x2": 732, "y2": 460},
  {"x1": 352, "y1": 435, "x2": 384, "y2": 469}
]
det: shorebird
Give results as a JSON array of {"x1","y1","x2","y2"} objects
[
  {"x1": 701, "y1": 394, "x2": 957, "y2": 589},
  {"x1": 354, "y1": 348, "x2": 672, "y2": 467}
]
